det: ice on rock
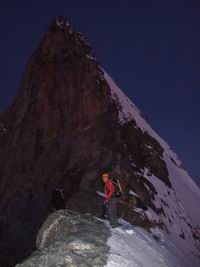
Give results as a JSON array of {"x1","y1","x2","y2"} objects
[{"x1": 55, "y1": 16, "x2": 68, "y2": 29}]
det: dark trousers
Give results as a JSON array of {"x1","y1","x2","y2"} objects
[{"x1": 106, "y1": 197, "x2": 118, "y2": 226}]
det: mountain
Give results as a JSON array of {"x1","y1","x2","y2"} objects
[{"x1": 0, "y1": 16, "x2": 199, "y2": 266}]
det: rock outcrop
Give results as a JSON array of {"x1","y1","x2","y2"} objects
[{"x1": 16, "y1": 210, "x2": 110, "y2": 267}]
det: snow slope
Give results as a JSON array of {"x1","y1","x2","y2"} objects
[
  {"x1": 106, "y1": 219, "x2": 190, "y2": 267},
  {"x1": 103, "y1": 70, "x2": 200, "y2": 266}
]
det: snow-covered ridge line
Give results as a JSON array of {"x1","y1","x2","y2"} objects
[
  {"x1": 103, "y1": 69, "x2": 200, "y2": 264},
  {"x1": 103, "y1": 70, "x2": 176, "y2": 156},
  {"x1": 103, "y1": 69, "x2": 200, "y2": 201}
]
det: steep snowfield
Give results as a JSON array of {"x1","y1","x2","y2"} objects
[
  {"x1": 103, "y1": 70, "x2": 200, "y2": 266},
  {"x1": 106, "y1": 219, "x2": 189, "y2": 267}
]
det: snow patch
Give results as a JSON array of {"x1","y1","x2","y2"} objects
[
  {"x1": 55, "y1": 17, "x2": 70, "y2": 29},
  {"x1": 129, "y1": 190, "x2": 139, "y2": 198},
  {"x1": 106, "y1": 220, "x2": 188, "y2": 267}
]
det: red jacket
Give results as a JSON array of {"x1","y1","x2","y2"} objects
[{"x1": 105, "y1": 179, "x2": 115, "y2": 201}]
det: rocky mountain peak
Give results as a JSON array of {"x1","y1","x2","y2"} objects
[
  {"x1": 39, "y1": 15, "x2": 94, "y2": 61},
  {"x1": 54, "y1": 16, "x2": 69, "y2": 28},
  {"x1": 0, "y1": 17, "x2": 200, "y2": 267}
]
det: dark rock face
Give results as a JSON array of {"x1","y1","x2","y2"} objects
[
  {"x1": 16, "y1": 210, "x2": 110, "y2": 267},
  {"x1": 0, "y1": 17, "x2": 170, "y2": 266}
]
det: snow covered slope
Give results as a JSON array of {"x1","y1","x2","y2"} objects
[
  {"x1": 103, "y1": 70, "x2": 200, "y2": 266},
  {"x1": 106, "y1": 219, "x2": 190, "y2": 267}
]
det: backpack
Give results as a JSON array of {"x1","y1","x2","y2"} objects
[{"x1": 111, "y1": 178, "x2": 123, "y2": 197}]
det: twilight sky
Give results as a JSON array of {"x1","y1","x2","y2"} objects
[{"x1": 0, "y1": 0, "x2": 200, "y2": 186}]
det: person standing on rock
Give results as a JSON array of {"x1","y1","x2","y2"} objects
[{"x1": 102, "y1": 173, "x2": 118, "y2": 228}]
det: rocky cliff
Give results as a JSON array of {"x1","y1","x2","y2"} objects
[{"x1": 0, "y1": 16, "x2": 199, "y2": 266}]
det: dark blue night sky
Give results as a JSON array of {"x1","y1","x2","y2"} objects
[{"x1": 0, "y1": 0, "x2": 200, "y2": 186}]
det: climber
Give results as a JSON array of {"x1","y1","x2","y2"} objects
[
  {"x1": 102, "y1": 173, "x2": 118, "y2": 228},
  {"x1": 50, "y1": 188, "x2": 65, "y2": 211}
]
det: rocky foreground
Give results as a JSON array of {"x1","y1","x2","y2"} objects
[{"x1": 16, "y1": 210, "x2": 110, "y2": 267}]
